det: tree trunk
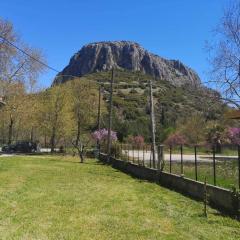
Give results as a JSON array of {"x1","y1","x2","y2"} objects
[
  {"x1": 44, "y1": 134, "x2": 47, "y2": 148},
  {"x1": 216, "y1": 142, "x2": 222, "y2": 154},
  {"x1": 72, "y1": 117, "x2": 85, "y2": 163},
  {"x1": 30, "y1": 126, "x2": 34, "y2": 142},
  {"x1": 76, "y1": 118, "x2": 84, "y2": 163},
  {"x1": 50, "y1": 125, "x2": 56, "y2": 153},
  {"x1": 75, "y1": 119, "x2": 81, "y2": 147},
  {"x1": 8, "y1": 115, "x2": 13, "y2": 145},
  {"x1": 77, "y1": 145, "x2": 84, "y2": 163}
]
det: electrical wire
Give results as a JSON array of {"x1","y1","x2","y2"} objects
[{"x1": 0, "y1": 35, "x2": 60, "y2": 73}]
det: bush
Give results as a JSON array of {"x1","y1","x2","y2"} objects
[
  {"x1": 129, "y1": 88, "x2": 138, "y2": 94},
  {"x1": 164, "y1": 133, "x2": 186, "y2": 146}
]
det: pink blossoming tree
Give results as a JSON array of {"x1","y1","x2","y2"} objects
[
  {"x1": 91, "y1": 128, "x2": 118, "y2": 143},
  {"x1": 226, "y1": 127, "x2": 240, "y2": 145}
]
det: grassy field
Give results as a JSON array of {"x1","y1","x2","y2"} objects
[{"x1": 0, "y1": 155, "x2": 239, "y2": 239}]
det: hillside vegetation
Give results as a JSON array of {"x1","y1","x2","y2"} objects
[{"x1": 77, "y1": 70, "x2": 227, "y2": 142}]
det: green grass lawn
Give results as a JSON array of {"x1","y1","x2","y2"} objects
[{"x1": 0, "y1": 155, "x2": 239, "y2": 239}]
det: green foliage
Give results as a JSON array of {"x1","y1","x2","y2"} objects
[
  {"x1": 82, "y1": 70, "x2": 226, "y2": 143},
  {"x1": 156, "y1": 126, "x2": 175, "y2": 143},
  {"x1": 1, "y1": 69, "x2": 226, "y2": 147}
]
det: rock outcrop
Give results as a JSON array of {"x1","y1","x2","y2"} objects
[{"x1": 53, "y1": 41, "x2": 201, "y2": 86}]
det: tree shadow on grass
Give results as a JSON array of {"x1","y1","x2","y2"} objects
[
  {"x1": 46, "y1": 158, "x2": 82, "y2": 164},
  {"x1": 46, "y1": 158, "x2": 105, "y2": 166}
]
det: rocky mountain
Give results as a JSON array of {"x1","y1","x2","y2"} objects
[{"x1": 53, "y1": 41, "x2": 201, "y2": 87}]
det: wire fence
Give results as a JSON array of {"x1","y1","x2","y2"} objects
[{"x1": 100, "y1": 143, "x2": 240, "y2": 190}]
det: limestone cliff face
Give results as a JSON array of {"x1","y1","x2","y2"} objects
[{"x1": 53, "y1": 41, "x2": 201, "y2": 86}]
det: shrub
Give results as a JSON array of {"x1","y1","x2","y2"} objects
[
  {"x1": 127, "y1": 135, "x2": 145, "y2": 147},
  {"x1": 129, "y1": 88, "x2": 138, "y2": 94},
  {"x1": 164, "y1": 133, "x2": 186, "y2": 146}
]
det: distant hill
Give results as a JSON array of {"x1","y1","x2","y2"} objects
[
  {"x1": 52, "y1": 41, "x2": 226, "y2": 141},
  {"x1": 53, "y1": 41, "x2": 201, "y2": 87}
]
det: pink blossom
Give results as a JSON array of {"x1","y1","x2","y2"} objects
[
  {"x1": 92, "y1": 128, "x2": 117, "y2": 142},
  {"x1": 226, "y1": 127, "x2": 240, "y2": 145}
]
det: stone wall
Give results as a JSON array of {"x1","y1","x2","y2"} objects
[{"x1": 99, "y1": 153, "x2": 239, "y2": 217}]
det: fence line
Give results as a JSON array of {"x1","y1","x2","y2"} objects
[{"x1": 100, "y1": 143, "x2": 240, "y2": 190}]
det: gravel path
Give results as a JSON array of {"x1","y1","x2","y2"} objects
[{"x1": 123, "y1": 150, "x2": 238, "y2": 163}]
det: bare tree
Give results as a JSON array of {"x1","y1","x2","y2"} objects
[
  {"x1": 207, "y1": 1, "x2": 240, "y2": 108},
  {"x1": 0, "y1": 18, "x2": 45, "y2": 96}
]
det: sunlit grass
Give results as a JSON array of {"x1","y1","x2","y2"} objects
[{"x1": 0, "y1": 155, "x2": 239, "y2": 239}]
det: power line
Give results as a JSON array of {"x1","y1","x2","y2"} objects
[
  {"x1": 0, "y1": 37, "x2": 138, "y2": 87},
  {"x1": 0, "y1": 35, "x2": 60, "y2": 73},
  {"x1": 0, "y1": 36, "x2": 219, "y2": 96},
  {"x1": 0, "y1": 35, "x2": 164, "y2": 88}
]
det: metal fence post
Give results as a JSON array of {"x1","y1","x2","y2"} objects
[
  {"x1": 213, "y1": 145, "x2": 216, "y2": 186},
  {"x1": 150, "y1": 145, "x2": 152, "y2": 168},
  {"x1": 170, "y1": 145, "x2": 172, "y2": 173},
  {"x1": 133, "y1": 145, "x2": 135, "y2": 163},
  {"x1": 180, "y1": 145, "x2": 183, "y2": 175},
  {"x1": 157, "y1": 145, "x2": 164, "y2": 170},
  {"x1": 238, "y1": 145, "x2": 240, "y2": 189},
  {"x1": 157, "y1": 145, "x2": 161, "y2": 170},
  {"x1": 194, "y1": 145, "x2": 198, "y2": 181},
  {"x1": 138, "y1": 146, "x2": 140, "y2": 165},
  {"x1": 143, "y1": 145, "x2": 145, "y2": 166},
  {"x1": 98, "y1": 144, "x2": 101, "y2": 159},
  {"x1": 119, "y1": 143, "x2": 123, "y2": 160}
]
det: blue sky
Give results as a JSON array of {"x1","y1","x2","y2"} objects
[{"x1": 0, "y1": 0, "x2": 228, "y2": 88}]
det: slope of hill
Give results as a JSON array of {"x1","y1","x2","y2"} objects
[{"x1": 78, "y1": 70, "x2": 225, "y2": 142}]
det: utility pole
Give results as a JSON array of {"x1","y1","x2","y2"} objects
[
  {"x1": 149, "y1": 80, "x2": 156, "y2": 168},
  {"x1": 107, "y1": 69, "x2": 114, "y2": 159},
  {"x1": 97, "y1": 83, "x2": 101, "y2": 131},
  {"x1": 97, "y1": 83, "x2": 102, "y2": 157}
]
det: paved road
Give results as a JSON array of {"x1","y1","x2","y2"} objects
[
  {"x1": 0, "y1": 154, "x2": 15, "y2": 158},
  {"x1": 122, "y1": 150, "x2": 238, "y2": 163},
  {"x1": 0, "y1": 147, "x2": 58, "y2": 154}
]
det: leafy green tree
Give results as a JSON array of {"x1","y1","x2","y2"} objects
[
  {"x1": 37, "y1": 85, "x2": 68, "y2": 152},
  {"x1": 66, "y1": 79, "x2": 99, "y2": 162}
]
